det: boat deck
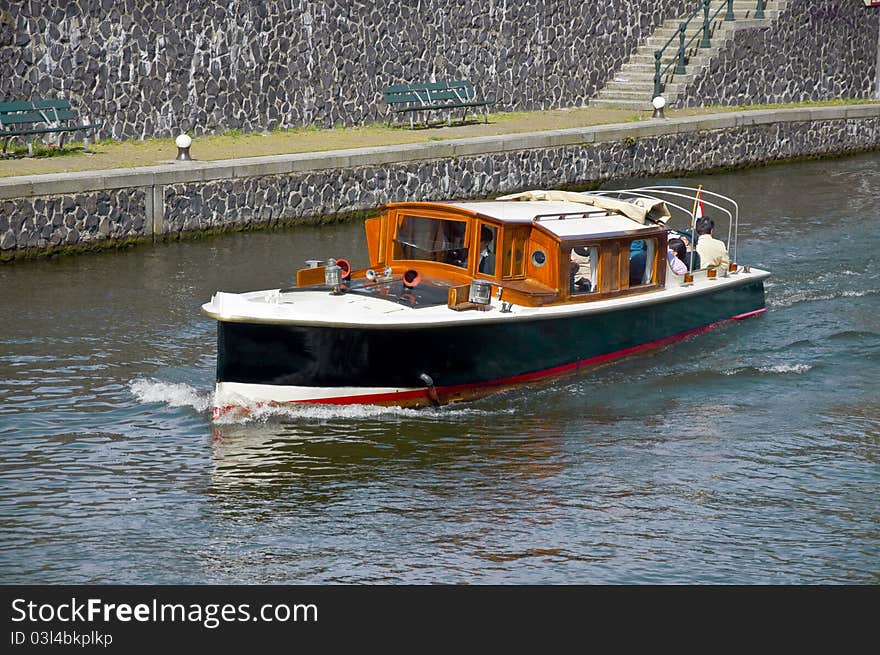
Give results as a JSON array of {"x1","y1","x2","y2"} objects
[{"x1": 203, "y1": 265, "x2": 770, "y2": 329}]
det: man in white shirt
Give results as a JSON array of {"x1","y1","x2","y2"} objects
[{"x1": 695, "y1": 216, "x2": 730, "y2": 271}]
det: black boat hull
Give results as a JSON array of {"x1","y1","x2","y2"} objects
[{"x1": 213, "y1": 279, "x2": 766, "y2": 411}]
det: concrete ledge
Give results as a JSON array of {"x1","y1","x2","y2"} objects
[
  {"x1": 1, "y1": 104, "x2": 879, "y2": 200},
  {"x1": 669, "y1": 114, "x2": 739, "y2": 132},
  {"x1": 844, "y1": 104, "x2": 880, "y2": 119}
]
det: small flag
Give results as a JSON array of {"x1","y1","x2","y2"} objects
[{"x1": 694, "y1": 188, "x2": 705, "y2": 219}]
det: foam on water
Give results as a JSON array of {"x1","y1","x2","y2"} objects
[
  {"x1": 214, "y1": 399, "x2": 515, "y2": 425},
  {"x1": 757, "y1": 363, "x2": 813, "y2": 374},
  {"x1": 722, "y1": 363, "x2": 813, "y2": 376},
  {"x1": 130, "y1": 378, "x2": 213, "y2": 413},
  {"x1": 132, "y1": 376, "x2": 519, "y2": 425},
  {"x1": 768, "y1": 287, "x2": 878, "y2": 309}
]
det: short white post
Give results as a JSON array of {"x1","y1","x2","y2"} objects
[{"x1": 83, "y1": 116, "x2": 92, "y2": 151}]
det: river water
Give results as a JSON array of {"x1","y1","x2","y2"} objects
[{"x1": 1, "y1": 153, "x2": 878, "y2": 584}]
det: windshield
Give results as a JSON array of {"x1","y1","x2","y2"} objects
[{"x1": 393, "y1": 215, "x2": 469, "y2": 268}]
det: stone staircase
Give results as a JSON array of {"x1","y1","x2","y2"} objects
[{"x1": 591, "y1": 1, "x2": 787, "y2": 109}]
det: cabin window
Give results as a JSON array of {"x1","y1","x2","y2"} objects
[
  {"x1": 477, "y1": 223, "x2": 498, "y2": 275},
  {"x1": 393, "y1": 215, "x2": 468, "y2": 268},
  {"x1": 530, "y1": 249, "x2": 547, "y2": 267},
  {"x1": 570, "y1": 245, "x2": 598, "y2": 293},
  {"x1": 501, "y1": 226, "x2": 529, "y2": 278},
  {"x1": 627, "y1": 238, "x2": 656, "y2": 287}
]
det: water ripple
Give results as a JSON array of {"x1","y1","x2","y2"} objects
[{"x1": 2, "y1": 156, "x2": 879, "y2": 583}]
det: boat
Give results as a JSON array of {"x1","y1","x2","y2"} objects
[{"x1": 202, "y1": 186, "x2": 770, "y2": 417}]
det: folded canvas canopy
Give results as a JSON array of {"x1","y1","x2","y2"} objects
[{"x1": 496, "y1": 189, "x2": 671, "y2": 225}]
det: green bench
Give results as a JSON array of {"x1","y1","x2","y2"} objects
[
  {"x1": 0, "y1": 99, "x2": 102, "y2": 155},
  {"x1": 383, "y1": 80, "x2": 495, "y2": 128}
]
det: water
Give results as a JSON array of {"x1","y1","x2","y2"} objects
[{"x1": 1, "y1": 154, "x2": 878, "y2": 584}]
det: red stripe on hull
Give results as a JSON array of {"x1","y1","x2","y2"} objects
[{"x1": 214, "y1": 307, "x2": 765, "y2": 415}]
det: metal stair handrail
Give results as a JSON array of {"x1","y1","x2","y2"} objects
[
  {"x1": 653, "y1": 0, "x2": 739, "y2": 99},
  {"x1": 651, "y1": 1, "x2": 769, "y2": 100}
]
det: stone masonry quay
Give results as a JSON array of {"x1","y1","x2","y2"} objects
[{"x1": 1, "y1": 104, "x2": 879, "y2": 261}]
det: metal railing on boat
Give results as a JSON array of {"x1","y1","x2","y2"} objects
[{"x1": 590, "y1": 185, "x2": 740, "y2": 271}]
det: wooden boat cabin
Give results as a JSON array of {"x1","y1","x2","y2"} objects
[{"x1": 296, "y1": 190, "x2": 676, "y2": 309}]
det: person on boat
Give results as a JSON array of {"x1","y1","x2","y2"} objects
[
  {"x1": 629, "y1": 239, "x2": 647, "y2": 286},
  {"x1": 669, "y1": 229, "x2": 701, "y2": 270},
  {"x1": 570, "y1": 246, "x2": 592, "y2": 292},
  {"x1": 671, "y1": 228, "x2": 694, "y2": 244},
  {"x1": 695, "y1": 216, "x2": 730, "y2": 271},
  {"x1": 478, "y1": 225, "x2": 496, "y2": 274},
  {"x1": 666, "y1": 238, "x2": 688, "y2": 275}
]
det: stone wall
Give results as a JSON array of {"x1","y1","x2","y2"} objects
[
  {"x1": 683, "y1": 0, "x2": 879, "y2": 106},
  {"x1": 0, "y1": 0, "x2": 687, "y2": 140},
  {"x1": 0, "y1": 188, "x2": 146, "y2": 252},
  {"x1": 2, "y1": 107, "x2": 878, "y2": 260}
]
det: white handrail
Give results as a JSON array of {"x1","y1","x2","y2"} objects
[
  {"x1": 592, "y1": 185, "x2": 739, "y2": 266},
  {"x1": 635, "y1": 186, "x2": 739, "y2": 263}
]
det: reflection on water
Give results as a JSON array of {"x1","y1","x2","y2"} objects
[
  {"x1": 1, "y1": 153, "x2": 878, "y2": 583},
  {"x1": 209, "y1": 403, "x2": 564, "y2": 513}
]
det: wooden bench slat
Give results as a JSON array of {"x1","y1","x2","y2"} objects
[
  {"x1": 0, "y1": 101, "x2": 37, "y2": 112},
  {"x1": 0, "y1": 110, "x2": 81, "y2": 124},
  {"x1": 391, "y1": 100, "x2": 490, "y2": 113},
  {"x1": 0, "y1": 112, "x2": 49, "y2": 125},
  {"x1": 49, "y1": 110, "x2": 78, "y2": 121},
  {"x1": 1, "y1": 123, "x2": 101, "y2": 134}
]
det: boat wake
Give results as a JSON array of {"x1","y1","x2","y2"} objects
[
  {"x1": 213, "y1": 401, "x2": 513, "y2": 425},
  {"x1": 131, "y1": 377, "x2": 518, "y2": 424},
  {"x1": 721, "y1": 363, "x2": 813, "y2": 376},
  {"x1": 129, "y1": 378, "x2": 213, "y2": 413},
  {"x1": 768, "y1": 287, "x2": 878, "y2": 309}
]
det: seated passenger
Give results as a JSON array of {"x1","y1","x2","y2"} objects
[
  {"x1": 629, "y1": 240, "x2": 647, "y2": 286},
  {"x1": 670, "y1": 228, "x2": 695, "y2": 245},
  {"x1": 570, "y1": 246, "x2": 592, "y2": 292},
  {"x1": 695, "y1": 216, "x2": 730, "y2": 271},
  {"x1": 446, "y1": 249, "x2": 467, "y2": 267},
  {"x1": 478, "y1": 225, "x2": 496, "y2": 274},
  {"x1": 669, "y1": 230, "x2": 700, "y2": 269},
  {"x1": 667, "y1": 238, "x2": 688, "y2": 275}
]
